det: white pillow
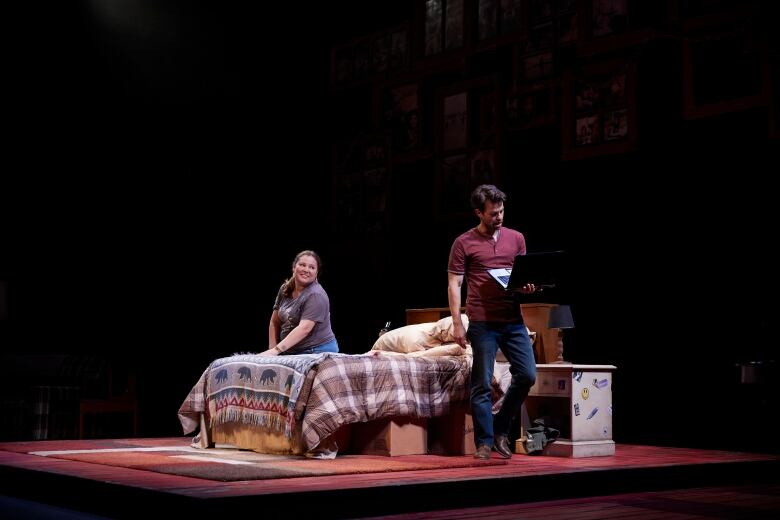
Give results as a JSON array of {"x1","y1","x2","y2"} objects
[
  {"x1": 370, "y1": 314, "x2": 471, "y2": 353},
  {"x1": 431, "y1": 314, "x2": 470, "y2": 344},
  {"x1": 370, "y1": 322, "x2": 437, "y2": 353}
]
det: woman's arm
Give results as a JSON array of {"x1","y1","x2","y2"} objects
[
  {"x1": 268, "y1": 309, "x2": 282, "y2": 348},
  {"x1": 267, "y1": 319, "x2": 315, "y2": 355},
  {"x1": 275, "y1": 319, "x2": 315, "y2": 353}
]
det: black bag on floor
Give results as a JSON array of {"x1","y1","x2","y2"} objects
[{"x1": 524, "y1": 418, "x2": 560, "y2": 455}]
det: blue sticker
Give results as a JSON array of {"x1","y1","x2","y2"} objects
[
  {"x1": 586, "y1": 407, "x2": 599, "y2": 420},
  {"x1": 573, "y1": 371, "x2": 583, "y2": 382},
  {"x1": 593, "y1": 378, "x2": 608, "y2": 389},
  {"x1": 573, "y1": 403, "x2": 581, "y2": 416}
]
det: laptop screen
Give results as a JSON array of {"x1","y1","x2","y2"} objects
[{"x1": 507, "y1": 250, "x2": 566, "y2": 291}]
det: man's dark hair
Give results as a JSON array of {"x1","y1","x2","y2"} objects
[{"x1": 470, "y1": 184, "x2": 507, "y2": 211}]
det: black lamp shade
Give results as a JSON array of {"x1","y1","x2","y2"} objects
[{"x1": 548, "y1": 304, "x2": 574, "y2": 329}]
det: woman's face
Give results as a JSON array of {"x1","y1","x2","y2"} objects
[{"x1": 293, "y1": 255, "x2": 319, "y2": 287}]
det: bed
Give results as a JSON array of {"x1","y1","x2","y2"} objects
[{"x1": 177, "y1": 316, "x2": 475, "y2": 457}]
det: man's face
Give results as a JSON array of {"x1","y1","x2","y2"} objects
[{"x1": 476, "y1": 200, "x2": 504, "y2": 232}]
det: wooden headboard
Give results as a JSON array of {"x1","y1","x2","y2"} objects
[{"x1": 406, "y1": 304, "x2": 562, "y2": 363}]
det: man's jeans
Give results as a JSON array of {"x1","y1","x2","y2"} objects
[{"x1": 467, "y1": 321, "x2": 536, "y2": 448}]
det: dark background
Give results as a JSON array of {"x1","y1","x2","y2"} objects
[{"x1": 2, "y1": 1, "x2": 778, "y2": 449}]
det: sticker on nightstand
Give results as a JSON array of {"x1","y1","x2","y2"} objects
[
  {"x1": 573, "y1": 371, "x2": 583, "y2": 382},
  {"x1": 586, "y1": 407, "x2": 599, "y2": 420},
  {"x1": 593, "y1": 378, "x2": 608, "y2": 389},
  {"x1": 558, "y1": 379, "x2": 567, "y2": 390},
  {"x1": 581, "y1": 387, "x2": 590, "y2": 400},
  {"x1": 573, "y1": 403, "x2": 581, "y2": 416},
  {"x1": 608, "y1": 404, "x2": 613, "y2": 416}
]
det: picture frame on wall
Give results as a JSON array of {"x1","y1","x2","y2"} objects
[
  {"x1": 478, "y1": 0, "x2": 498, "y2": 40},
  {"x1": 331, "y1": 134, "x2": 392, "y2": 234},
  {"x1": 425, "y1": 0, "x2": 444, "y2": 56},
  {"x1": 445, "y1": 0, "x2": 465, "y2": 51},
  {"x1": 591, "y1": 0, "x2": 628, "y2": 37},
  {"x1": 529, "y1": 0, "x2": 554, "y2": 24},
  {"x1": 332, "y1": 171, "x2": 362, "y2": 231},
  {"x1": 499, "y1": 0, "x2": 523, "y2": 35},
  {"x1": 562, "y1": 60, "x2": 637, "y2": 160},
  {"x1": 389, "y1": 27, "x2": 409, "y2": 70},
  {"x1": 522, "y1": 51, "x2": 554, "y2": 81},
  {"x1": 434, "y1": 76, "x2": 501, "y2": 220},
  {"x1": 436, "y1": 153, "x2": 474, "y2": 220},
  {"x1": 575, "y1": 115, "x2": 599, "y2": 146},
  {"x1": 332, "y1": 44, "x2": 354, "y2": 85},
  {"x1": 362, "y1": 167, "x2": 391, "y2": 233},
  {"x1": 682, "y1": 32, "x2": 768, "y2": 120},
  {"x1": 504, "y1": 81, "x2": 556, "y2": 130},
  {"x1": 371, "y1": 33, "x2": 390, "y2": 74},
  {"x1": 470, "y1": 148, "x2": 497, "y2": 186},
  {"x1": 384, "y1": 83, "x2": 422, "y2": 152},
  {"x1": 442, "y1": 91, "x2": 468, "y2": 151},
  {"x1": 603, "y1": 109, "x2": 628, "y2": 141}
]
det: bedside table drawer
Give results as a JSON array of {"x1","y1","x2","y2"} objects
[{"x1": 529, "y1": 370, "x2": 570, "y2": 396}]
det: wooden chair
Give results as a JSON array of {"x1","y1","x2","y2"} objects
[{"x1": 78, "y1": 370, "x2": 138, "y2": 439}]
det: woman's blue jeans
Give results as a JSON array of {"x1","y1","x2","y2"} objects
[
  {"x1": 288, "y1": 338, "x2": 339, "y2": 355},
  {"x1": 467, "y1": 321, "x2": 536, "y2": 448}
]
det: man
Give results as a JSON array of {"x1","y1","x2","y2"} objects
[{"x1": 447, "y1": 185, "x2": 536, "y2": 460}]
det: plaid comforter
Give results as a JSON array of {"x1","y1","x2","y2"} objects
[
  {"x1": 178, "y1": 353, "x2": 328, "y2": 440},
  {"x1": 300, "y1": 354, "x2": 470, "y2": 450},
  {"x1": 178, "y1": 352, "x2": 470, "y2": 452}
]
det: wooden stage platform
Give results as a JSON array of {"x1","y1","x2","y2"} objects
[{"x1": 2, "y1": 438, "x2": 779, "y2": 519}]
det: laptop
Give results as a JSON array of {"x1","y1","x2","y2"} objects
[{"x1": 488, "y1": 250, "x2": 566, "y2": 291}]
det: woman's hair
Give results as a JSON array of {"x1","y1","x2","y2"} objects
[
  {"x1": 282, "y1": 250, "x2": 322, "y2": 298},
  {"x1": 470, "y1": 184, "x2": 506, "y2": 211}
]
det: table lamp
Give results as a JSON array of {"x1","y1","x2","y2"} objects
[{"x1": 547, "y1": 304, "x2": 574, "y2": 363}]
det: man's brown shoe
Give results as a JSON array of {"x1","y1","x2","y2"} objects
[
  {"x1": 494, "y1": 434, "x2": 513, "y2": 459},
  {"x1": 473, "y1": 444, "x2": 492, "y2": 460}
]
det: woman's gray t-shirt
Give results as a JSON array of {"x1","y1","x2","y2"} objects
[{"x1": 273, "y1": 280, "x2": 335, "y2": 353}]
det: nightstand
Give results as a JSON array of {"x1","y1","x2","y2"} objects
[{"x1": 519, "y1": 363, "x2": 616, "y2": 457}]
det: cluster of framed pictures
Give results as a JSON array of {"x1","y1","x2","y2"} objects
[
  {"x1": 476, "y1": 0, "x2": 523, "y2": 41},
  {"x1": 573, "y1": 71, "x2": 628, "y2": 145},
  {"x1": 332, "y1": 25, "x2": 409, "y2": 86},
  {"x1": 329, "y1": 0, "x2": 773, "y2": 213},
  {"x1": 504, "y1": 81, "x2": 556, "y2": 130},
  {"x1": 424, "y1": 0, "x2": 466, "y2": 56},
  {"x1": 562, "y1": 60, "x2": 636, "y2": 159},
  {"x1": 518, "y1": 0, "x2": 578, "y2": 82},
  {"x1": 434, "y1": 78, "x2": 501, "y2": 220}
]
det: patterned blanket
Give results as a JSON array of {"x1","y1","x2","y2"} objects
[
  {"x1": 301, "y1": 354, "x2": 470, "y2": 450},
  {"x1": 178, "y1": 353, "x2": 328, "y2": 440}
]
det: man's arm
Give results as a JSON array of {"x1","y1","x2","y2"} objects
[{"x1": 447, "y1": 272, "x2": 467, "y2": 348}]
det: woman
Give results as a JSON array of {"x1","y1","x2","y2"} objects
[{"x1": 266, "y1": 250, "x2": 339, "y2": 355}]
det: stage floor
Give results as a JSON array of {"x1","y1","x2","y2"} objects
[{"x1": 2, "y1": 437, "x2": 779, "y2": 518}]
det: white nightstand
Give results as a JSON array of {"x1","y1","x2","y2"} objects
[{"x1": 519, "y1": 363, "x2": 617, "y2": 457}]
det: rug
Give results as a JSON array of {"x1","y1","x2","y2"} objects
[{"x1": 26, "y1": 441, "x2": 508, "y2": 482}]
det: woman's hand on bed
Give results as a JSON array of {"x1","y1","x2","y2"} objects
[{"x1": 265, "y1": 347, "x2": 281, "y2": 356}]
